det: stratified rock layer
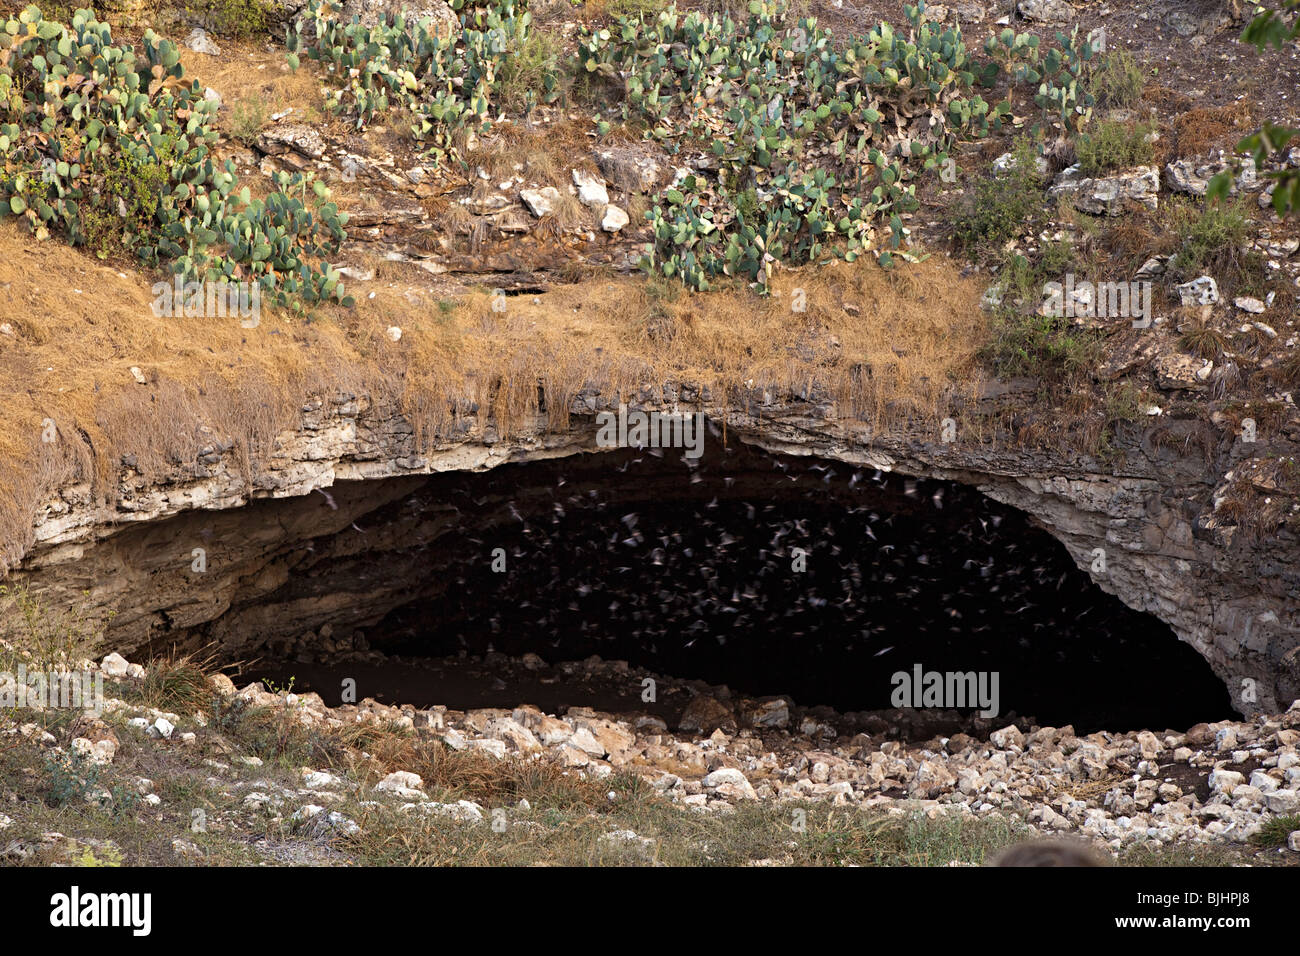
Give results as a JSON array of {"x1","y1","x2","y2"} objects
[{"x1": 15, "y1": 386, "x2": 1300, "y2": 715}]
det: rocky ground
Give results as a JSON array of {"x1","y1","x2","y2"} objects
[
  {"x1": 2, "y1": 648, "x2": 1297, "y2": 865},
  {"x1": 179, "y1": 0, "x2": 1300, "y2": 302}
]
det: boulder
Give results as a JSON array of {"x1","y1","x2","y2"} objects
[
  {"x1": 678, "y1": 695, "x2": 736, "y2": 734},
  {"x1": 601, "y1": 205, "x2": 630, "y2": 233},
  {"x1": 184, "y1": 28, "x2": 221, "y2": 57},
  {"x1": 573, "y1": 169, "x2": 610, "y2": 208},
  {"x1": 100, "y1": 653, "x2": 130, "y2": 679},
  {"x1": 1017, "y1": 0, "x2": 1074, "y2": 23},
  {"x1": 519, "y1": 187, "x2": 560, "y2": 218},
  {"x1": 594, "y1": 144, "x2": 664, "y2": 193},
  {"x1": 1176, "y1": 276, "x2": 1220, "y2": 307},
  {"x1": 1165, "y1": 156, "x2": 1255, "y2": 197},
  {"x1": 1049, "y1": 164, "x2": 1160, "y2": 214}
]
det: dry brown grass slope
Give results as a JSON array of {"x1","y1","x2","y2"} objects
[{"x1": 0, "y1": 218, "x2": 987, "y2": 574}]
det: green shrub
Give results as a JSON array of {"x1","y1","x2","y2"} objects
[
  {"x1": 82, "y1": 134, "x2": 180, "y2": 259},
  {"x1": 996, "y1": 239, "x2": 1075, "y2": 305},
  {"x1": 496, "y1": 20, "x2": 561, "y2": 114},
  {"x1": 187, "y1": 0, "x2": 272, "y2": 39},
  {"x1": 44, "y1": 748, "x2": 101, "y2": 808},
  {"x1": 576, "y1": 0, "x2": 1016, "y2": 286},
  {"x1": 733, "y1": 187, "x2": 759, "y2": 225},
  {"x1": 288, "y1": 0, "x2": 559, "y2": 168},
  {"x1": 1038, "y1": 236, "x2": 1076, "y2": 275},
  {"x1": 1250, "y1": 814, "x2": 1300, "y2": 848},
  {"x1": 980, "y1": 308, "x2": 1103, "y2": 382},
  {"x1": 606, "y1": 0, "x2": 665, "y2": 19},
  {"x1": 952, "y1": 136, "x2": 1045, "y2": 251},
  {"x1": 72, "y1": 844, "x2": 125, "y2": 866},
  {"x1": 1166, "y1": 197, "x2": 1259, "y2": 286},
  {"x1": 1031, "y1": 25, "x2": 1099, "y2": 136},
  {"x1": 1074, "y1": 118, "x2": 1155, "y2": 176},
  {"x1": 1089, "y1": 50, "x2": 1144, "y2": 109}
]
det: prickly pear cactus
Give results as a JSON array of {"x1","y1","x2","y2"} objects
[
  {"x1": 287, "y1": 0, "x2": 557, "y2": 169},
  {"x1": 0, "y1": 6, "x2": 351, "y2": 308}
]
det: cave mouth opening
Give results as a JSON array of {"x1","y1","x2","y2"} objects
[{"x1": 233, "y1": 432, "x2": 1237, "y2": 736}]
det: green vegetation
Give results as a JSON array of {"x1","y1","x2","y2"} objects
[
  {"x1": 44, "y1": 749, "x2": 105, "y2": 807},
  {"x1": 981, "y1": 309, "x2": 1103, "y2": 383},
  {"x1": 996, "y1": 239, "x2": 1073, "y2": 304},
  {"x1": 979, "y1": 241, "x2": 1104, "y2": 384},
  {"x1": 286, "y1": 0, "x2": 1111, "y2": 291},
  {"x1": 186, "y1": 0, "x2": 273, "y2": 39},
  {"x1": 1166, "y1": 197, "x2": 1260, "y2": 288},
  {"x1": 496, "y1": 20, "x2": 562, "y2": 113},
  {"x1": 577, "y1": 0, "x2": 1012, "y2": 287},
  {"x1": 1088, "y1": 49, "x2": 1145, "y2": 110},
  {"x1": 1209, "y1": 0, "x2": 1300, "y2": 215},
  {"x1": 44, "y1": 748, "x2": 137, "y2": 817},
  {"x1": 605, "y1": 0, "x2": 664, "y2": 16},
  {"x1": 952, "y1": 136, "x2": 1045, "y2": 251},
  {"x1": 287, "y1": 0, "x2": 559, "y2": 166},
  {"x1": 0, "y1": 6, "x2": 352, "y2": 307},
  {"x1": 1251, "y1": 814, "x2": 1300, "y2": 848},
  {"x1": 1074, "y1": 118, "x2": 1155, "y2": 176},
  {"x1": 70, "y1": 843, "x2": 125, "y2": 866},
  {"x1": 980, "y1": 25, "x2": 1040, "y2": 87},
  {"x1": 342, "y1": 795, "x2": 1032, "y2": 866},
  {"x1": 229, "y1": 97, "x2": 269, "y2": 146},
  {"x1": 981, "y1": 23, "x2": 1100, "y2": 135}
]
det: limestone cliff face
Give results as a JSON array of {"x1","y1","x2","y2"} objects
[{"x1": 14, "y1": 386, "x2": 1300, "y2": 716}]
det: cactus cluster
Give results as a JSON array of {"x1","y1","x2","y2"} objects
[
  {"x1": 984, "y1": 24, "x2": 1099, "y2": 135},
  {"x1": 1034, "y1": 26, "x2": 1098, "y2": 135},
  {"x1": 581, "y1": 0, "x2": 1002, "y2": 288},
  {"x1": 287, "y1": 0, "x2": 557, "y2": 168},
  {"x1": 649, "y1": 166, "x2": 889, "y2": 290},
  {"x1": 580, "y1": 1, "x2": 1004, "y2": 168},
  {"x1": 0, "y1": 6, "x2": 352, "y2": 308}
]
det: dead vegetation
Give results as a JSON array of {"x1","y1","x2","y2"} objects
[
  {"x1": 0, "y1": 218, "x2": 987, "y2": 574},
  {"x1": 1169, "y1": 102, "x2": 1255, "y2": 160}
]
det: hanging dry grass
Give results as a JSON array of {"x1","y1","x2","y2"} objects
[{"x1": 0, "y1": 216, "x2": 988, "y2": 574}]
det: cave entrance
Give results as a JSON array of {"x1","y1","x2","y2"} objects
[{"x1": 232, "y1": 430, "x2": 1236, "y2": 736}]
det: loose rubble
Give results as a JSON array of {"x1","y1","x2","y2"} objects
[{"x1": 8, "y1": 650, "x2": 1290, "y2": 860}]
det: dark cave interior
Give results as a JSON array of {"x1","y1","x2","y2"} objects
[{"x1": 234, "y1": 431, "x2": 1237, "y2": 734}]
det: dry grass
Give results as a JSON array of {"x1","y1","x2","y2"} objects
[
  {"x1": 140, "y1": 649, "x2": 222, "y2": 716},
  {"x1": 539, "y1": 191, "x2": 588, "y2": 234},
  {"x1": 1101, "y1": 215, "x2": 1176, "y2": 275},
  {"x1": 1170, "y1": 102, "x2": 1254, "y2": 160},
  {"x1": 179, "y1": 40, "x2": 327, "y2": 130},
  {"x1": 340, "y1": 729, "x2": 613, "y2": 810},
  {"x1": 0, "y1": 211, "x2": 986, "y2": 574},
  {"x1": 1141, "y1": 85, "x2": 1193, "y2": 113},
  {"x1": 469, "y1": 120, "x2": 601, "y2": 186},
  {"x1": 0, "y1": 219, "x2": 375, "y2": 571},
  {"x1": 361, "y1": 255, "x2": 988, "y2": 442},
  {"x1": 1269, "y1": 351, "x2": 1300, "y2": 391},
  {"x1": 1180, "y1": 315, "x2": 1231, "y2": 362}
]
